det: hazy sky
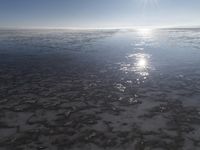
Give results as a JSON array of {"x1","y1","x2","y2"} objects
[{"x1": 0, "y1": 0, "x2": 200, "y2": 28}]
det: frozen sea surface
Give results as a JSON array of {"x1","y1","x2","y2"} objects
[{"x1": 0, "y1": 29, "x2": 200, "y2": 150}]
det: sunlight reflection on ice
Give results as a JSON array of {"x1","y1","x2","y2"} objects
[
  {"x1": 137, "y1": 57, "x2": 147, "y2": 69},
  {"x1": 120, "y1": 53, "x2": 151, "y2": 78}
]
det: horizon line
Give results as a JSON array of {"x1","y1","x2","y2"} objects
[{"x1": 0, "y1": 25, "x2": 200, "y2": 30}]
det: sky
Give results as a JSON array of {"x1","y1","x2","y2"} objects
[{"x1": 0, "y1": 0, "x2": 200, "y2": 28}]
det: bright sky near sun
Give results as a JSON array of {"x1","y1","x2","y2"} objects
[{"x1": 0, "y1": 0, "x2": 200, "y2": 28}]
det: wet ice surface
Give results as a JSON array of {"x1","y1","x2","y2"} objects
[{"x1": 0, "y1": 29, "x2": 200, "y2": 150}]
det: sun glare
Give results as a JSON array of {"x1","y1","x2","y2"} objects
[{"x1": 136, "y1": 28, "x2": 153, "y2": 36}]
